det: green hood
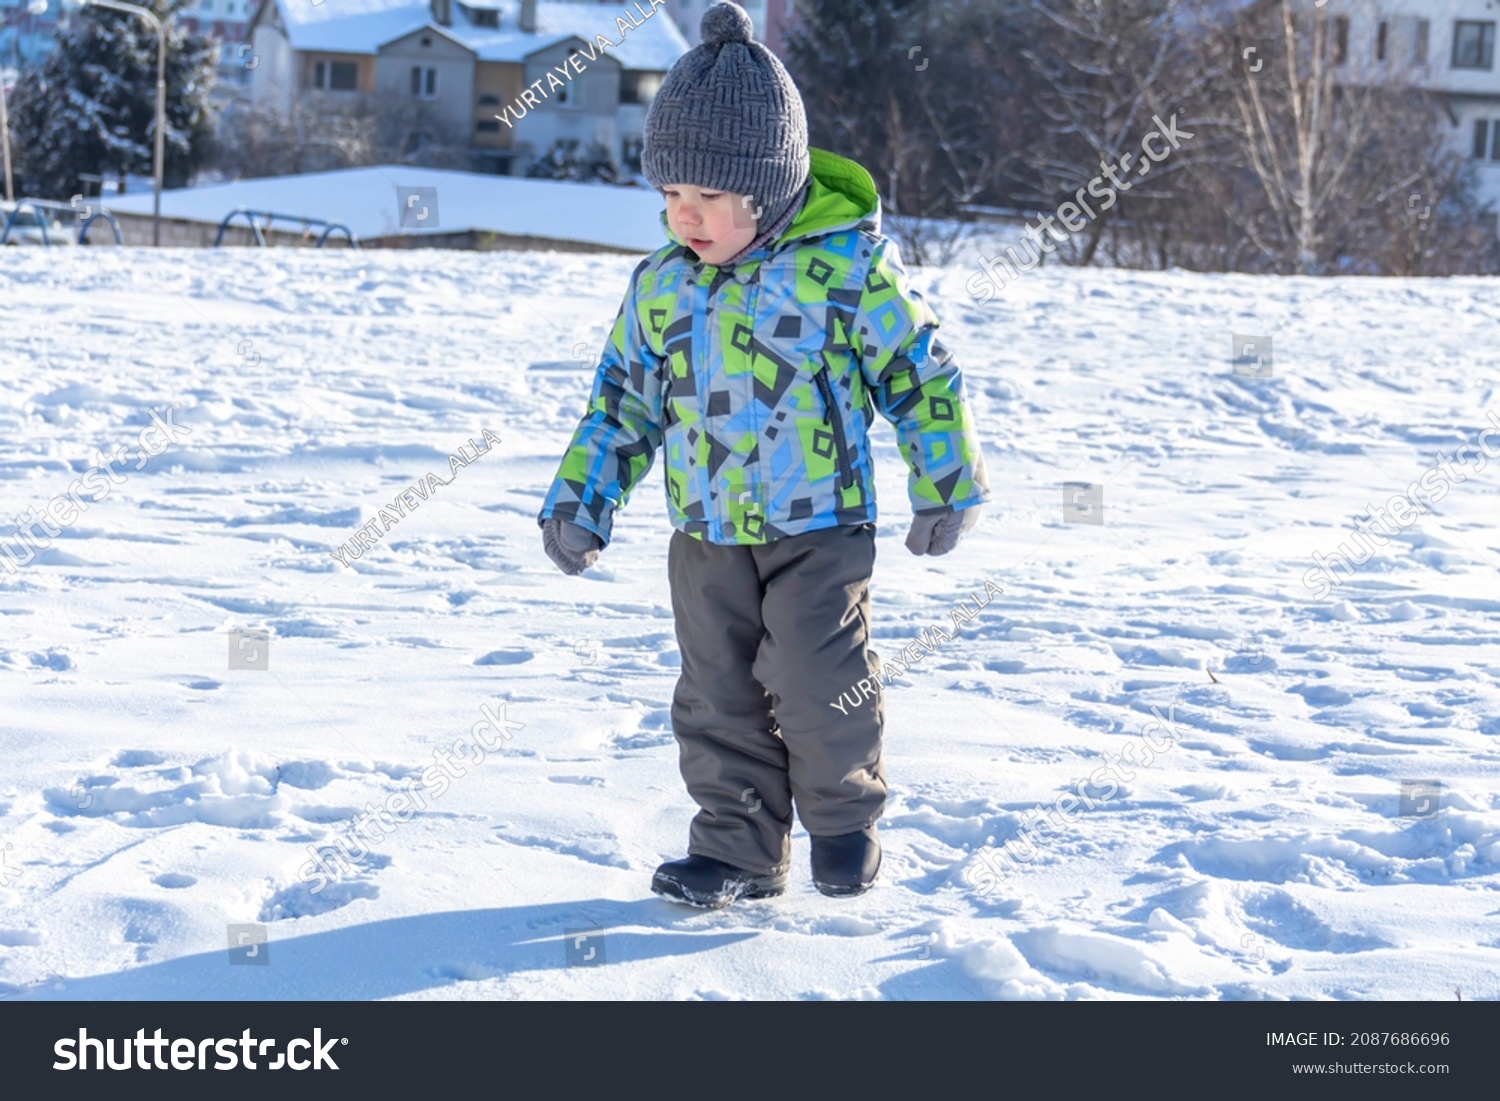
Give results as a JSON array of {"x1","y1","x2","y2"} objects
[{"x1": 656, "y1": 147, "x2": 881, "y2": 255}]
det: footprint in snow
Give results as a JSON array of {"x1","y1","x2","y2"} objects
[
  {"x1": 1239, "y1": 887, "x2": 1392, "y2": 954},
  {"x1": 494, "y1": 829, "x2": 629, "y2": 869},
  {"x1": 259, "y1": 876, "x2": 382, "y2": 922},
  {"x1": 474, "y1": 649, "x2": 534, "y2": 666},
  {"x1": 110, "y1": 750, "x2": 168, "y2": 767}
]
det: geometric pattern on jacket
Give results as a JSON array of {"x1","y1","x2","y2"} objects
[{"x1": 539, "y1": 146, "x2": 991, "y2": 546}]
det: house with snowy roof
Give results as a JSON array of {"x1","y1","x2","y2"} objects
[{"x1": 244, "y1": 0, "x2": 690, "y2": 176}]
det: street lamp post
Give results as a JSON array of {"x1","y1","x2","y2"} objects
[
  {"x1": 1, "y1": 1, "x2": 52, "y2": 205},
  {"x1": 80, "y1": 0, "x2": 167, "y2": 246},
  {"x1": 0, "y1": 50, "x2": 12, "y2": 204}
]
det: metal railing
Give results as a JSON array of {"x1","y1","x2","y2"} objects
[
  {"x1": 213, "y1": 209, "x2": 360, "y2": 249},
  {"x1": 78, "y1": 210, "x2": 124, "y2": 245},
  {"x1": 0, "y1": 199, "x2": 55, "y2": 246},
  {"x1": 0, "y1": 197, "x2": 123, "y2": 246}
]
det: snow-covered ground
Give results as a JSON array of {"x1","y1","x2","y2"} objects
[{"x1": 1, "y1": 247, "x2": 1497, "y2": 1001}]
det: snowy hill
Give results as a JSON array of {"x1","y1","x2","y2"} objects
[
  {"x1": 103, "y1": 167, "x2": 666, "y2": 249},
  {"x1": 0, "y1": 247, "x2": 1497, "y2": 1000}
]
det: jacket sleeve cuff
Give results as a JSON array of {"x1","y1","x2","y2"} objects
[
  {"x1": 910, "y1": 444, "x2": 991, "y2": 514},
  {"x1": 537, "y1": 506, "x2": 613, "y2": 548}
]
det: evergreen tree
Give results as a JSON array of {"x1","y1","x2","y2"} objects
[{"x1": 8, "y1": 2, "x2": 217, "y2": 199}]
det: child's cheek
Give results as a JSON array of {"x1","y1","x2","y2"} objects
[{"x1": 719, "y1": 216, "x2": 755, "y2": 250}]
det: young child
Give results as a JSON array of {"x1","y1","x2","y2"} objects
[{"x1": 538, "y1": 3, "x2": 990, "y2": 908}]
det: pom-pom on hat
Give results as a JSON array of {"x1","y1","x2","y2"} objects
[{"x1": 641, "y1": 2, "x2": 810, "y2": 222}]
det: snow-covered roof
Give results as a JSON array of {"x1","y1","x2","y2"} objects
[
  {"x1": 272, "y1": 0, "x2": 689, "y2": 69},
  {"x1": 104, "y1": 165, "x2": 669, "y2": 251}
]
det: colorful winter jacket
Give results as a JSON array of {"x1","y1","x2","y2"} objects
[{"x1": 538, "y1": 147, "x2": 990, "y2": 546}]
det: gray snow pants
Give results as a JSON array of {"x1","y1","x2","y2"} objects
[{"x1": 667, "y1": 522, "x2": 887, "y2": 877}]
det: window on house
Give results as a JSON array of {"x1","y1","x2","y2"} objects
[
  {"x1": 411, "y1": 66, "x2": 438, "y2": 98},
  {"x1": 478, "y1": 94, "x2": 500, "y2": 106},
  {"x1": 620, "y1": 71, "x2": 663, "y2": 105},
  {"x1": 314, "y1": 60, "x2": 358, "y2": 91},
  {"x1": 1332, "y1": 16, "x2": 1349, "y2": 64},
  {"x1": 1376, "y1": 21, "x2": 1387, "y2": 61},
  {"x1": 473, "y1": 10, "x2": 498, "y2": 28},
  {"x1": 1414, "y1": 19, "x2": 1430, "y2": 65},
  {"x1": 477, "y1": 119, "x2": 501, "y2": 132},
  {"x1": 1453, "y1": 21, "x2": 1496, "y2": 70},
  {"x1": 1476, "y1": 119, "x2": 1500, "y2": 161}
]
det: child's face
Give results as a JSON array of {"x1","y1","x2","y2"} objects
[{"x1": 660, "y1": 183, "x2": 760, "y2": 266}]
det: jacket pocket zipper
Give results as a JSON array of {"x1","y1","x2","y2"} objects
[{"x1": 813, "y1": 362, "x2": 855, "y2": 491}]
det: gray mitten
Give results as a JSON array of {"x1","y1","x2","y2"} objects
[
  {"x1": 542, "y1": 518, "x2": 603, "y2": 575},
  {"x1": 905, "y1": 448, "x2": 989, "y2": 555},
  {"x1": 905, "y1": 506, "x2": 981, "y2": 556}
]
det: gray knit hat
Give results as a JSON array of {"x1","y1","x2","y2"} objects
[{"x1": 642, "y1": 2, "x2": 809, "y2": 225}]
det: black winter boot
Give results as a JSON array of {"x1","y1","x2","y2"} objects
[
  {"x1": 651, "y1": 854, "x2": 788, "y2": 909},
  {"x1": 810, "y1": 827, "x2": 881, "y2": 897}
]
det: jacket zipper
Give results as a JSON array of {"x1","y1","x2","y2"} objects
[
  {"x1": 741, "y1": 274, "x2": 764, "y2": 528},
  {"x1": 701, "y1": 267, "x2": 732, "y2": 535},
  {"x1": 685, "y1": 269, "x2": 712, "y2": 532},
  {"x1": 813, "y1": 361, "x2": 855, "y2": 491}
]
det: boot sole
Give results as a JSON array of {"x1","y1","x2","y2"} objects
[
  {"x1": 651, "y1": 871, "x2": 788, "y2": 909},
  {"x1": 813, "y1": 880, "x2": 874, "y2": 898},
  {"x1": 812, "y1": 845, "x2": 881, "y2": 898}
]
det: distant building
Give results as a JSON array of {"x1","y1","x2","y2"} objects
[
  {"x1": 244, "y1": 0, "x2": 691, "y2": 176},
  {"x1": 573, "y1": 0, "x2": 801, "y2": 58},
  {"x1": 2, "y1": 1, "x2": 253, "y2": 98},
  {"x1": 174, "y1": 0, "x2": 257, "y2": 100},
  {"x1": 1305, "y1": 0, "x2": 1500, "y2": 219},
  {"x1": 0, "y1": 0, "x2": 61, "y2": 73}
]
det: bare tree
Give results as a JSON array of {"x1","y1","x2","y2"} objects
[
  {"x1": 1228, "y1": 2, "x2": 1379, "y2": 272},
  {"x1": 211, "y1": 87, "x2": 476, "y2": 180},
  {"x1": 211, "y1": 98, "x2": 376, "y2": 179},
  {"x1": 1193, "y1": 0, "x2": 1495, "y2": 275},
  {"x1": 1009, "y1": 0, "x2": 1206, "y2": 266},
  {"x1": 1349, "y1": 116, "x2": 1498, "y2": 277},
  {"x1": 857, "y1": 0, "x2": 1500, "y2": 277},
  {"x1": 785, "y1": 0, "x2": 1040, "y2": 264},
  {"x1": 882, "y1": 0, "x2": 1040, "y2": 264}
]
